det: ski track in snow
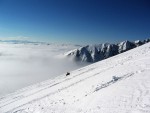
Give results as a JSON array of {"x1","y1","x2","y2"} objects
[{"x1": 0, "y1": 43, "x2": 150, "y2": 113}]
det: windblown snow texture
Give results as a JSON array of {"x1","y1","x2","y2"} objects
[{"x1": 66, "y1": 39, "x2": 150, "y2": 62}]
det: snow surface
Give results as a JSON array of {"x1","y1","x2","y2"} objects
[{"x1": 0, "y1": 42, "x2": 150, "y2": 113}]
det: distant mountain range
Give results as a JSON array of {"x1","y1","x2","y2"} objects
[{"x1": 65, "y1": 39, "x2": 150, "y2": 62}]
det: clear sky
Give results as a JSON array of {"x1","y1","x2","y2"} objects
[{"x1": 0, "y1": 0, "x2": 150, "y2": 44}]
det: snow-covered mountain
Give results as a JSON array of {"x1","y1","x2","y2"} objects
[
  {"x1": 65, "y1": 39, "x2": 150, "y2": 62},
  {"x1": 0, "y1": 42, "x2": 150, "y2": 113}
]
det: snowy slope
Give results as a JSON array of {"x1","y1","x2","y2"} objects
[{"x1": 0, "y1": 42, "x2": 150, "y2": 113}]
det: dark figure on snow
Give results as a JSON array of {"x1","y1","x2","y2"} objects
[{"x1": 66, "y1": 72, "x2": 70, "y2": 76}]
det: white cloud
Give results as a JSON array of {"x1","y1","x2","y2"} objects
[{"x1": 0, "y1": 43, "x2": 88, "y2": 96}]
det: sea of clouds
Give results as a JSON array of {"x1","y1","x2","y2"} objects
[{"x1": 0, "y1": 43, "x2": 89, "y2": 96}]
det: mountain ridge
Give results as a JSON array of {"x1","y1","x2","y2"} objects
[{"x1": 65, "y1": 39, "x2": 150, "y2": 62}]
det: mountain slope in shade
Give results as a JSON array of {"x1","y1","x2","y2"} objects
[
  {"x1": 0, "y1": 42, "x2": 150, "y2": 113},
  {"x1": 65, "y1": 39, "x2": 150, "y2": 62}
]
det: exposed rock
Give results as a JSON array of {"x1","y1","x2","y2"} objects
[
  {"x1": 118, "y1": 40, "x2": 136, "y2": 53},
  {"x1": 134, "y1": 40, "x2": 143, "y2": 46},
  {"x1": 65, "y1": 39, "x2": 150, "y2": 62}
]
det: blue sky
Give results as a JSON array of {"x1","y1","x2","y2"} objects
[{"x1": 0, "y1": 0, "x2": 150, "y2": 44}]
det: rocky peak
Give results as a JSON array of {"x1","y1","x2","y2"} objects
[{"x1": 65, "y1": 39, "x2": 150, "y2": 62}]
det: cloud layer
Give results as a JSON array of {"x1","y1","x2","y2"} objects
[{"x1": 0, "y1": 43, "x2": 88, "y2": 96}]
